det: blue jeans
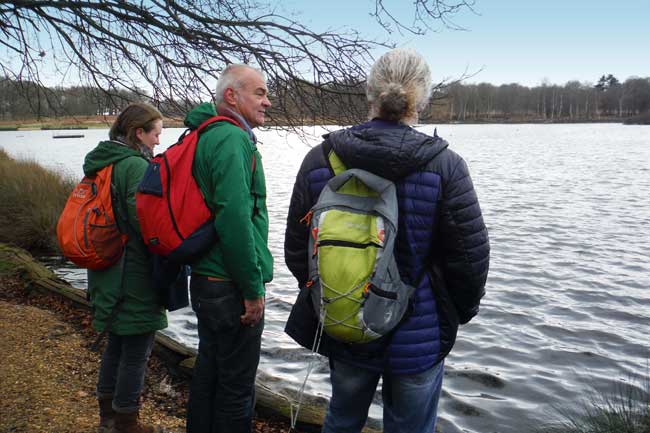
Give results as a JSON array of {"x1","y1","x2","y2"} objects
[
  {"x1": 96, "y1": 332, "x2": 156, "y2": 413},
  {"x1": 322, "y1": 358, "x2": 444, "y2": 433},
  {"x1": 186, "y1": 277, "x2": 264, "y2": 433}
]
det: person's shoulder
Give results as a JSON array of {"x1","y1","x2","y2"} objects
[
  {"x1": 306, "y1": 141, "x2": 325, "y2": 159},
  {"x1": 437, "y1": 145, "x2": 463, "y2": 163},
  {"x1": 200, "y1": 122, "x2": 252, "y2": 154},
  {"x1": 204, "y1": 120, "x2": 249, "y2": 142},
  {"x1": 424, "y1": 138, "x2": 467, "y2": 175},
  {"x1": 113, "y1": 154, "x2": 147, "y2": 184},
  {"x1": 116, "y1": 154, "x2": 148, "y2": 170},
  {"x1": 301, "y1": 141, "x2": 328, "y2": 169}
]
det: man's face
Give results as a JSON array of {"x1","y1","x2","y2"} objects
[{"x1": 231, "y1": 69, "x2": 271, "y2": 128}]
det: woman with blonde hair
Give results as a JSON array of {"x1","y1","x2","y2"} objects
[
  {"x1": 284, "y1": 48, "x2": 490, "y2": 432},
  {"x1": 86, "y1": 103, "x2": 167, "y2": 433}
]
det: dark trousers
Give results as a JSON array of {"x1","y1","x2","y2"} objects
[
  {"x1": 96, "y1": 331, "x2": 156, "y2": 413},
  {"x1": 186, "y1": 277, "x2": 264, "y2": 433}
]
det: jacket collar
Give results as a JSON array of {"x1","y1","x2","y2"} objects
[{"x1": 218, "y1": 107, "x2": 257, "y2": 144}]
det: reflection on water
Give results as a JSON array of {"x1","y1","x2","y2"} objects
[{"x1": 3, "y1": 123, "x2": 650, "y2": 433}]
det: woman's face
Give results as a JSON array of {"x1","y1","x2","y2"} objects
[{"x1": 136, "y1": 119, "x2": 163, "y2": 151}]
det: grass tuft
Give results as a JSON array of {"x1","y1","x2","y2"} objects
[
  {"x1": 0, "y1": 150, "x2": 75, "y2": 254},
  {"x1": 539, "y1": 372, "x2": 650, "y2": 433}
]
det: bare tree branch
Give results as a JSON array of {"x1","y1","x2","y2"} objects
[
  {"x1": 0, "y1": 0, "x2": 474, "y2": 126},
  {"x1": 373, "y1": 0, "x2": 477, "y2": 35}
]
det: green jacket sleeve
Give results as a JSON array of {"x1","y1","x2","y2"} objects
[{"x1": 204, "y1": 129, "x2": 265, "y2": 299}]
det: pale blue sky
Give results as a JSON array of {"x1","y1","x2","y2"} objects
[{"x1": 281, "y1": 0, "x2": 649, "y2": 87}]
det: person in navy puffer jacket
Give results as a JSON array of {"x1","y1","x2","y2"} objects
[{"x1": 284, "y1": 48, "x2": 490, "y2": 433}]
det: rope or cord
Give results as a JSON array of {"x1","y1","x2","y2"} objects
[
  {"x1": 289, "y1": 304, "x2": 327, "y2": 432},
  {"x1": 320, "y1": 277, "x2": 367, "y2": 304},
  {"x1": 320, "y1": 277, "x2": 368, "y2": 330}
]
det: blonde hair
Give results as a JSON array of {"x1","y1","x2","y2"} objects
[
  {"x1": 366, "y1": 48, "x2": 432, "y2": 124},
  {"x1": 109, "y1": 103, "x2": 162, "y2": 150}
]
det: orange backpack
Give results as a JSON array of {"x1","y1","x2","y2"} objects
[{"x1": 56, "y1": 165, "x2": 128, "y2": 270}]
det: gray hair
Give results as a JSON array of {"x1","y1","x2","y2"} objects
[
  {"x1": 214, "y1": 64, "x2": 265, "y2": 106},
  {"x1": 366, "y1": 48, "x2": 432, "y2": 124}
]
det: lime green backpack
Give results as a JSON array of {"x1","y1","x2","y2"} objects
[{"x1": 303, "y1": 152, "x2": 415, "y2": 344}]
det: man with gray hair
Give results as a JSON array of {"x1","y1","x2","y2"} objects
[{"x1": 183, "y1": 64, "x2": 273, "y2": 433}]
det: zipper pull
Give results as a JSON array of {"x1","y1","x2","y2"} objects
[{"x1": 300, "y1": 210, "x2": 313, "y2": 226}]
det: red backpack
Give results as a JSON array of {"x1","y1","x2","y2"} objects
[
  {"x1": 136, "y1": 115, "x2": 253, "y2": 263},
  {"x1": 57, "y1": 165, "x2": 128, "y2": 269}
]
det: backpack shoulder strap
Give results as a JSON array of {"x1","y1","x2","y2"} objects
[
  {"x1": 327, "y1": 149, "x2": 347, "y2": 176},
  {"x1": 250, "y1": 152, "x2": 259, "y2": 217},
  {"x1": 196, "y1": 115, "x2": 243, "y2": 133},
  {"x1": 325, "y1": 151, "x2": 378, "y2": 198},
  {"x1": 192, "y1": 115, "x2": 258, "y2": 217},
  {"x1": 107, "y1": 160, "x2": 138, "y2": 235}
]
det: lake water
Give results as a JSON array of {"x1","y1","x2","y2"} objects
[{"x1": 2, "y1": 123, "x2": 649, "y2": 433}]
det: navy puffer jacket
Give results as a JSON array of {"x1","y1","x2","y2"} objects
[{"x1": 284, "y1": 120, "x2": 489, "y2": 374}]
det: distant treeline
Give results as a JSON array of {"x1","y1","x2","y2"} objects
[
  {"x1": 428, "y1": 74, "x2": 650, "y2": 122},
  {"x1": 0, "y1": 78, "x2": 131, "y2": 119},
  {"x1": 2, "y1": 75, "x2": 649, "y2": 124},
  {"x1": 0, "y1": 78, "x2": 184, "y2": 121}
]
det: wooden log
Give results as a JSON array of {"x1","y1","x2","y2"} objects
[
  {"x1": 0, "y1": 244, "x2": 89, "y2": 306},
  {"x1": 0, "y1": 243, "x2": 392, "y2": 432}
]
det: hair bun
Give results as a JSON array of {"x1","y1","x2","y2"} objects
[
  {"x1": 366, "y1": 48, "x2": 431, "y2": 124},
  {"x1": 378, "y1": 83, "x2": 409, "y2": 122}
]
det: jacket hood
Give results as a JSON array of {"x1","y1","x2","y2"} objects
[
  {"x1": 183, "y1": 102, "x2": 218, "y2": 129},
  {"x1": 83, "y1": 141, "x2": 145, "y2": 176},
  {"x1": 328, "y1": 122, "x2": 449, "y2": 181}
]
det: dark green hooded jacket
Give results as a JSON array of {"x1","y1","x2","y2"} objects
[
  {"x1": 84, "y1": 141, "x2": 167, "y2": 335},
  {"x1": 185, "y1": 103, "x2": 273, "y2": 299}
]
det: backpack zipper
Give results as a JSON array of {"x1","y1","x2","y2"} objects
[
  {"x1": 318, "y1": 240, "x2": 383, "y2": 249},
  {"x1": 368, "y1": 284, "x2": 398, "y2": 300},
  {"x1": 83, "y1": 210, "x2": 92, "y2": 248}
]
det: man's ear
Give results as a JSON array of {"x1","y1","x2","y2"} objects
[{"x1": 223, "y1": 87, "x2": 237, "y2": 106}]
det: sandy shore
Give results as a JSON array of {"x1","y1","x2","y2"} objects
[{"x1": 0, "y1": 272, "x2": 299, "y2": 433}]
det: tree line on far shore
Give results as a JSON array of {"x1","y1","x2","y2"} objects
[
  {"x1": 0, "y1": 79, "x2": 181, "y2": 122},
  {"x1": 436, "y1": 74, "x2": 650, "y2": 123},
  {"x1": 1, "y1": 74, "x2": 649, "y2": 125}
]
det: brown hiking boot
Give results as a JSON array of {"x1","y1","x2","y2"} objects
[
  {"x1": 98, "y1": 397, "x2": 115, "y2": 433},
  {"x1": 112, "y1": 411, "x2": 164, "y2": 433}
]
